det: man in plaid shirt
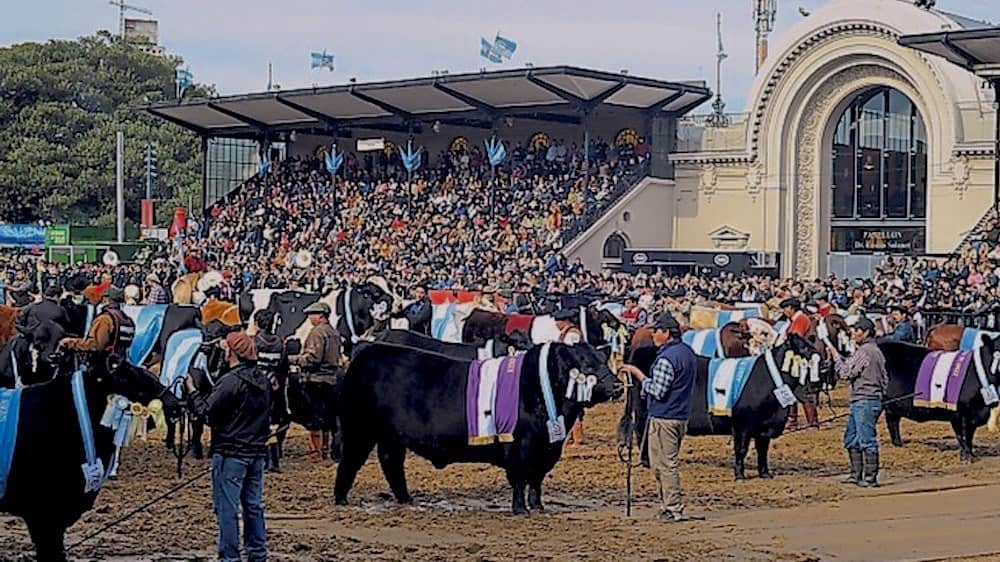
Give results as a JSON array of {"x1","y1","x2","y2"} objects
[
  {"x1": 145, "y1": 274, "x2": 170, "y2": 305},
  {"x1": 620, "y1": 312, "x2": 697, "y2": 522}
]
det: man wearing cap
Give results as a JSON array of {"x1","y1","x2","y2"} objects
[
  {"x1": 823, "y1": 317, "x2": 887, "y2": 487},
  {"x1": 185, "y1": 331, "x2": 270, "y2": 562},
  {"x1": 289, "y1": 301, "x2": 343, "y2": 460},
  {"x1": 619, "y1": 312, "x2": 696, "y2": 523},
  {"x1": 883, "y1": 305, "x2": 917, "y2": 344},
  {"x1": 145, "y1": 273, "x2": 170, "y2": 305},
  {"x1": 60, "y1": 286, "x2": 135, "y2": 359}
]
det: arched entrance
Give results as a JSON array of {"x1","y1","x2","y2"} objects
[{"x1": 828, "y1": 87, "x2": 927, "y2": 276}]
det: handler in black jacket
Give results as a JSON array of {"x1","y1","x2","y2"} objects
[{"x1": 186, "y1": 331, "x2": 271, "y2": 562}]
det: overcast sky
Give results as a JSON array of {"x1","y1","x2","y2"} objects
[{"x1": 3, "y1": 0, "x2": 997, "y2": 112}]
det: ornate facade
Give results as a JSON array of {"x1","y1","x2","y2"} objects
[{"x1": 569, "y1": 0, "x2": 997, "y2": 276}]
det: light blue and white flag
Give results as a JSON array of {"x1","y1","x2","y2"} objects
[
  {"x1": 485, "y1": 136, "x2": 507, "y2": 167},
  {"x1": 493, "y1": 34, "x2": 517, "y2": 59},
  {"x1": 399, "y1": 140, "x2": 423, "y2": 174},
  {"x1": 258, "y1": 157, "x2": 271, "y2": 178},
  {"x1": 176, "y1": 67, "x2": 193, "y2": 97},
  {"x1": 310, "y1": 50, "x2": 335, "y2": 71},
  {"x1": 161, "y1": 329, "x2": 203, "y2": 396},
  {"x1": 122, "y1": 304, "x2": 168, "y2": 367},
  {"x1": 480, "y1": 38, "x2": 502, "y2": 63}
]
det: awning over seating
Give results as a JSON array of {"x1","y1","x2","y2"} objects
[
  {"x1": 899, "y1": 27, "x2": 1000, "y2": 76},
  {"x1": 144, "y1": 66, "x2": 711, "y2": 138},
  {"x1": 0, "y1": 224, "x2": 45, "y2": 247}
]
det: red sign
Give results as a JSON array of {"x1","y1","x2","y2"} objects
[
  {"x1": 168, "y1": 207, "x2": 187, "y2": 238},
  {"x1": 141, "y1": 199, "x2": 154, "y2": 228}
]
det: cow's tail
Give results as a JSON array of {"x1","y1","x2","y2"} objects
[{"x1": 989, "y1": 407, "x2": 1000, "y2": 433}]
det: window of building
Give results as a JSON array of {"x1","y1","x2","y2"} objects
[
  {"x1": 615, "y1": 128, "x2": 639, "y2": 147},
  {"x1": 830, "y1": 87, "x2": 927, "y2": 221},
  {"x1": 528, "y1": 132, "x2": 551, "y2": 150},
  {"x1": 603, "y1": 232, "x2": 627, "y2": 259},
  {"x1": 450, "y1": 136, "x2": 469, "y2": 153}
]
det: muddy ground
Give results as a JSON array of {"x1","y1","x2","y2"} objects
[{"x1": 4, "y1": 390, "x2": 1000, "y2": 561}]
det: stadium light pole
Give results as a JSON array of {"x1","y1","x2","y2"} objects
[{"x1": 116, "y1": 131, "x2": 125, "y2": 243}]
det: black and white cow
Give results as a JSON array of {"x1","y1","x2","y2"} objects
[
  {"x1": 880, "y1": 337, "x2": 1000, "y2": 461},
  {"x1": 334, "y1": 341, "x2": 621, "y2": 513},
  {"x1": 0, "y1": 320, "x2": 66, "y2": 388}
]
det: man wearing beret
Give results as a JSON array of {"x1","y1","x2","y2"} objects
[
  {"x1": 619, "y1": 312, "x2": 696, "y2": 523},
  {"x1": 186, "y1": 331, "x2": 271, "y2": 562},
  {"x1": 60, "y1": 285, "x2": 135, "y2": 358},
  {"x1": 289, "y1": 301, "x2": 343, "y2": 460}
]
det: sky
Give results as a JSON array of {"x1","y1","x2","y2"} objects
[{"x1": 2, "y1": 0, "x2": 998, "y2": 112}]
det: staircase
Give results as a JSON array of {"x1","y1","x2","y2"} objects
[
  {"x1": 560, "y1": 160, "x2": 650, "y2": 247},
  {"x1": 957, "y1": 205, "x2": 999, "y2": 251}
]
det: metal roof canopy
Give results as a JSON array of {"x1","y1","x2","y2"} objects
[
  {"x1": 144, "y1": 65, "x2": 711, "y2": 138},
  {"x1": 899, "y1": 27, "x2": 1000, "y2": 77},
  {"x1": 899, "y1": 27, "x2": 1000, "y2": 208}
]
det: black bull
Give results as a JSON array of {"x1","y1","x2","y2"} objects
[
  {"x1": 621, "y1": 334, "x2": 830, "y2": 479},
  {"x1": 880, "y1": 339, "x2": 1000, "y2": 461},
  {"x1": 375, "y1": 329, "x2": 531, "y2": 360},
  {"x1": 334, "y1": 342, "x2": 622, "y2": 513},
  {"x1": 0, "y1": 355, "x2": 182, "y2": 561}
]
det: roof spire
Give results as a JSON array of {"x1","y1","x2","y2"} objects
[
  {"x1": 753, "y1": 0, "x2": 778, "y2": 74},
  {"x1": 706, "y1": 12, "x2": 730, "y2": 128}
]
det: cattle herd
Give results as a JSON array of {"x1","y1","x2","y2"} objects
[{"x1": 2, "y1": 277, "x2": 1000, "y2": 559}]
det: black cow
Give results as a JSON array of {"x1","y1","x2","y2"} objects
[
  {"x1": 0, "y1": 354, "x2": 183, "y2": 561},
  {"x1": 0, "y1": 320, "x2": 66, "y2": 388},
  {"x1": 880, "y1": 338, "x2": 1000, "y2": 461},
  {"x1": 626, "y1": 333, "x2": 829, "y2": 479},
  {"x1": 268, "y1": 290, "x2": 322, "y2": 340},
  {"x1": 374, "y1": 329, "x2": 531, "y2": 361},
  {"x1": 462, "y1": 305, "x2": 619, "y2": 349},
  {"x1": 334, "y1": 342, "x2": 622, "y2": 513},
  {"x1": 154, "y1": 304, "x2": 202, "y2": 365}
]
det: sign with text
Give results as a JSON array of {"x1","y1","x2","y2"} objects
[
  {"x1": 831, "y1": 226, "x2": 925, "y2": 254},
  {"x1": 356, "y1": 138, "x2": 385, "y2": 152}
]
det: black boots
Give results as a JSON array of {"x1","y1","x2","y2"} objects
[
  {"x1": 267, "y1": 444, "x2": 282, "y2": 473},
  {"x1": 843, "y1": 449, "x2": 862, "y2": 485},
  {"x1": 860, "y1": 451, "x2": 879, "y2": 487}
]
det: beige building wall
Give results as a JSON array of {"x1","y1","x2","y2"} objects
[{"x1": 569, "y1": 0, "x2": 997, "y2": 276}]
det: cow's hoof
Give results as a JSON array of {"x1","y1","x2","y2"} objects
[
  {"x1": 734, "y1": 474, "x2": 746, "y2": 481},
  {"x1": 529, "y1": 503, "x2": 545, "y2": 512},
  {"x1": 396, "y1": 495, "x2": 413, "y2": 504},
  {"x1": 192, "y1": 450, "x2": 204, "y2": 461},
  {"x1": 758, "y1": 472, "x2": 773, "y2": 479}
]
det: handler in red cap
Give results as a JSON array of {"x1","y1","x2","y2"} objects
[{"x1": 186, "y1": 331, "x2": 271, "y2": 562}]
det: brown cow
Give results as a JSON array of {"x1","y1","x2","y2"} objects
[
  {"x1": 925, "y1": 324, "x2": 964, "y2": 352},
  {"x1": 0, "y1": 305, "x2": 21, "y2": 349}
]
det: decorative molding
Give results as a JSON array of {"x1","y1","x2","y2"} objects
[
  {"x1": 949, "y1": 155, "x2": 971, "y2": 199},
  {"x1": 670, "y1": 152, "x2": 751, "y2": 165},
  {"x1": 793, "y1": 64, "x2": 908, "y2": 278},
  {"x1": 746, "y1": 160, "x2": 764, "y2": 200},
  {"x1": 708, "y1": 225, "x2": 750, "y2": 250},
  {"x1": 700, "y1": 163, "x2": 719, "y2": 200}
]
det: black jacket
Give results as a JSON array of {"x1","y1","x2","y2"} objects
[
  {"x1": 16, "y1": 298, "x2": 70, "y2": 335},
  {"x1": 190, "y1": 363, "x2": 271, "y2": 459},
  {"x1": 403, "y1": 297, "x2": 432, "y2": 335}
]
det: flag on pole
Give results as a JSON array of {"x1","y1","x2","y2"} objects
[
  {"x1": 480, "y1": 38, "x2": 502, "y2": 64},
  {"x1": 175, "y1": 67, "x2": 193, "y2": 98},
  {"x1": 310, "y1": 50, "x2": 335, "y2": 71},
  {"x1": 493, "y1": 34, "x2": 517, "y2": 59}
]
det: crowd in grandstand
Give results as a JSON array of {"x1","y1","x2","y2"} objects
[{"x1": 2, "y1": 136, "x2": 1000, "y2": 325}]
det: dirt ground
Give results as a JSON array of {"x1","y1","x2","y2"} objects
[{"x1": 4, "y1": 390, "x2": 1000, "y2": 561}]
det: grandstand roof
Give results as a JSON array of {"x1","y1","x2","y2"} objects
[
  {"x1": 899, "y1": 27, "x2": 1000, "y2": 78},
  {"x1": 144, "y1": 66, "x2": 711, "y2": 138}
]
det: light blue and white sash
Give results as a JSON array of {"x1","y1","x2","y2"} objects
[
  {"x1": 706, "y1": 357, "x2": 756, "y2": 416},
  {"x1": 71, "y1": 367, "x2": 106, "y2": 494},
  {"x1": 123, "y1": 304, "x2": 168, "y2": 367},
  {"x1": 343, "y1": 288, "x2": 359, "y2": 344},
  {"x1": 538, "y1": 343, "x2": 566, "y2": 443},
  {"x1": 161, "y1": 329, "x2": 203, "y2": 396},
  {"x1": 0, "y1": 387, "x2": 23, "y2": 499}
]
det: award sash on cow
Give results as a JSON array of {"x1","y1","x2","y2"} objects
[
  {"x1": 71, "y1": 367, "x2": 106, "y2": 494},
  {"x1": 537, "y1": 343, "x2": 566, "y2": 443},
  {"x1": 432, "y1": 302, "x2": 457, "y2": 341},
  {"x1": 466, "y1": 354, "x2": 525, "y2": 445},
  {"x1": 161, "y1": 328, "x2": 203, "y2": 396},
  {"x1": 706, "y1": 358, "x2": 756, "y2": 416},
  {"x1": 960, "y1": 328, "x2": 1000, "y2": 351},
  {"x1": 682, "y1": 328, "x2": 722, "y2": 358},
  {"x1": 122, "y1": 304, "x2": 168, "y2": 367},
  {"x1": 915, "y1": 351, "x2": 973, "y2": 411},
  {"x1": 0, "y1": 387, "x2": 23, "y2": 499}
]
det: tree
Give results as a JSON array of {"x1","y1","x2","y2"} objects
[{"x1": 0, "y1": 31, "x2": 212, "y2": 226}]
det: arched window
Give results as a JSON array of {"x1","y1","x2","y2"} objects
[
  {"x1": 831, "y1": 87, "x2": 926, "y2": 221},
  {"x1": 528, "y1": 132, "x2": 551, "y2": 150},
  {"x1": 450, "y1": 136, "x2": 469, "y2": 153},
  {"x1": 615, "y1": 128, "x2": 639, "y2": 148},
  {"x1": 603, "y1": 232, "x2": 628, "y2": 259}
]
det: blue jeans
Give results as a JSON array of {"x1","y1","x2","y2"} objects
[
  {"x1": 212, "y1": 455, "x2": 267, "y2": 562},
  {"x1": 844, "y1": 399, "x2": 883, "y2": 454}
]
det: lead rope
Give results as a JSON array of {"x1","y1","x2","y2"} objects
[{"x1": 67, "y1": 423, "x2": 290, "y2": 552}]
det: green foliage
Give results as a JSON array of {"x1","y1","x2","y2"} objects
[{"x1": 0, "y1": 32, "x2": 211, "y2": 226}]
